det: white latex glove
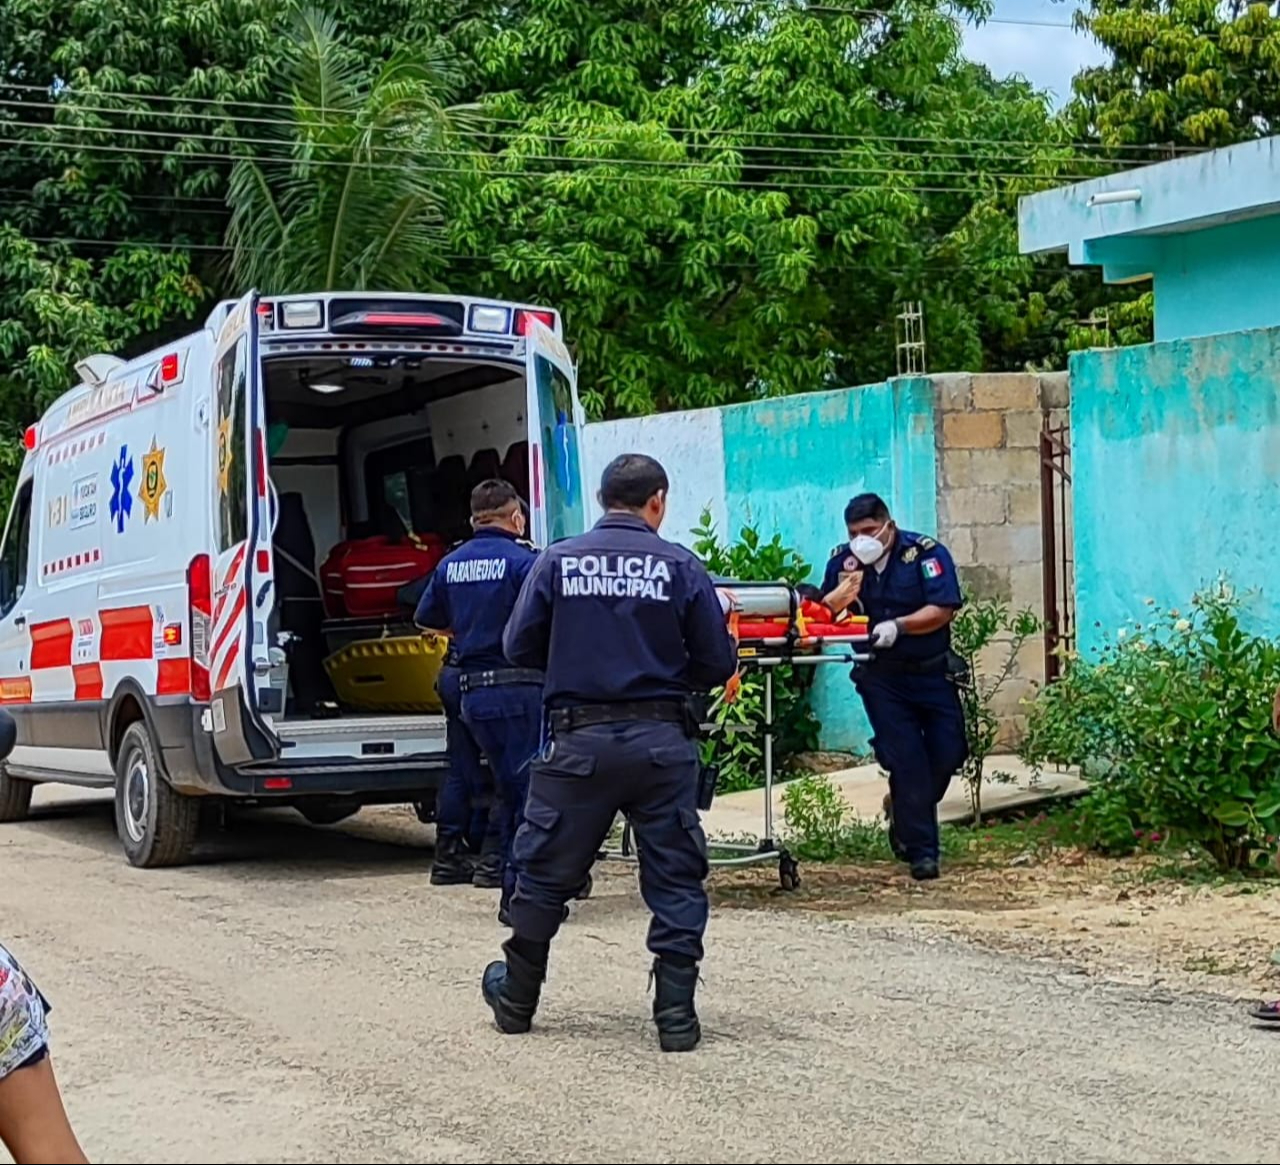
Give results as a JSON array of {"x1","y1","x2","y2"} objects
[{"x1": 872, "y1": 619, "x2": 900, "y2": 649}]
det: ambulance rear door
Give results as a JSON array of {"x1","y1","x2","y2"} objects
[
  {"x1": 207, "y1": 289, "x2": 277, "y2": 766},
  {"x1": 524, "y1": 318, "x2": 588, "y2": 547}
]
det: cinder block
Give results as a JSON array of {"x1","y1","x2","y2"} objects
[
  {"x1": 965, "y1": 448, "x2": 1040, "y2": 487},
  {"x1": 1004, "y1": 410, "x2": 1043, "y2": 449},
  {"x1": 1039, "y1": 371, "x2": 1070, "y2": 411},
  {"x1": 1010, "y1": 561, "x2": 1044, "y2": 608},
  {"x1": 942, "y1": 410, "x2": 1004, "y2": 449},
  {"x1": 974, "y1": 523, "x2": 1041, "y2": 567},
  {"x1": 941, "y1": 486, "x2": 1007, "y2": 527},
  {"x1": 958, "y1": 563, "x2": 1011, "y2": 602},
  {"x1": 933, "y1": 373, "x2": 973, "y2": 412},
  {"x1": 1008, "y1": 484, "x2": 1042, "y2": 524},
  {"x1": 946, "y1": 525, "x2": 977, "y2": 566},
  {"x1": 972, "y1": 373, "x2": 1039, "y2": 411}
]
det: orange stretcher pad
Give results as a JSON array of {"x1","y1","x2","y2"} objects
[{"x1": 732, "y1": 599, "x2": 871, "y2": 652}]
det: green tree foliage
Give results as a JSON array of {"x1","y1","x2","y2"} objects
[
  {"x1": 1070, "y1": 0, "x2": 1280, "y2": 149},
  {"x1": 225, "y1": 6, "x2": 460, "y2": 293}
]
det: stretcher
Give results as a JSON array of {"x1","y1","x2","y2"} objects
[{"x1": 600, "y1": 581, "x2": 875, "y2": 891}]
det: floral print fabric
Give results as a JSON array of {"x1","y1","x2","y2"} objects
[{"x1": 0, "y1": 943, "x2": 49, "y2": 1080}]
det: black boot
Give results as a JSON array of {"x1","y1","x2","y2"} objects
[
  {"x1": 482, "y1": 937, "x2": 547, "y2": 1034},
  {"x1": 430, "y1": 833, "x2": 475, "y2": 886},
  {"x1": 472, "y1": 834, "x2": 504, "y2": 889},
  {"x1": 651, "y1": 957, "x2": 702, "y2": 1053}
]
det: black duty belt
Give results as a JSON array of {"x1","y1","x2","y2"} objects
[
  {"x1": 459, "y1": 668, "x2": 545, "y2": 691},
  {"x1": 548, "y1": 700, "x2": 688, "y2": 734},
  {"x1": 863, "y1": 652, "x2": 949, "y2": 676}
]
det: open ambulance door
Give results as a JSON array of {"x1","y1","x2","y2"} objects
[
  {"x1": 206, "y1": 289, "x2": 277, "y2": 766},
  {"x1": 525, "y1": 318, "x2": 588, "y2": 548}
]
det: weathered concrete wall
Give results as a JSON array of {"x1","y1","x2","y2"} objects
[
  {"x1": 932, "y1": 372, "x2": 1069, "y2": 742},
  {"x1": 1071, "y1": 326, "x2": 1280, "y2": 654},
  {"x1": 582, "y1": 381, "x2": 939, "y2": 752}
]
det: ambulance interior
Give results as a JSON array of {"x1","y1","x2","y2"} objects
[{"x1": 261, "y1": 350, "x2": 532, "y2": 725}]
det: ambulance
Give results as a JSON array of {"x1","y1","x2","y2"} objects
[{"x1": 0, "y1": 291, "x2": 588, "y2": 867}]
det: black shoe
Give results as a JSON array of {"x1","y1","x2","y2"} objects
[
  {"x1": 472, "y1": 851, "x2": 504, "y2": 889},
  {"x1": 651, "y1": 958, "x2": 702, "y2": 1053},
  {"x1": 482, "y1": 938, "x2": 546, "y2": 1034},
  {"x1": 430, "y1": 835, "x2": 476, "y2": 886},
  {"x1": 910, "y1": 858, "x2": 940, "y2": 881}
]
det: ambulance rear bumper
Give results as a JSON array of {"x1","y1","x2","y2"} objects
[{"x1": 155, "y1": 703, "x2": 451, "y2": 801}]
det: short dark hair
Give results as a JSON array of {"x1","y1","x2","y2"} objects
[
  {"x1": 844, "y1": 492, "x2": 890, "y2": 525},
  {"x1": 600, "y1": 453, "x2": 669, "y2": 510},
  {"x1": 471, "y1": 478, "x2": 519, "y2": 519}
]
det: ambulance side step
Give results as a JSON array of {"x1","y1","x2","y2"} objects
[{"x1": 273, "y1": 713, "x2": 447, "y2": 762}]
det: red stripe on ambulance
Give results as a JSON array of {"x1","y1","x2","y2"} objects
[
  {"x1": 214, "y1": 639, "x2": 240, "y2": 693},
  {"x1": 100, "y1": 606, "x2": 153, "y2": 662},
  {"x1": 30, "y1": 618, "x2": 74, "y2": 670},
  {"x1": 156, "y1": 658, "x2": 191, "y2": 696},
  {"x1": 73, "y1": 663, "x2": 103, "y2": 701}
]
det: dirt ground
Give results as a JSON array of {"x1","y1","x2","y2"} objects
[
  {"x1": 713, "y1": 848, "x2": 1280, "y2": 1000},
  {"x1": 6, "y1": 789, "x2": 1280, "y2": 1164}
]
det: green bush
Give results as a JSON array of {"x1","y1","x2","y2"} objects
[
  {"x1": 691, "y1": 510, "x2": 821, "y2": 792},
  {"x1": 1020, "y1": 579, "x2": 1280, "y2": 871},
  {"x1": 780, "y1": 774, "x2": 894, "y2": 862}
]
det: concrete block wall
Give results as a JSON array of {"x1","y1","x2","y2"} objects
[{"x1": 933, "y1": 371, "x2": 1070, "y2": 744}]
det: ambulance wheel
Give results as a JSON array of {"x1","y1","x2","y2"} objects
[
  {"x1": 0, "y1": 769, "x2": 33, "y2": 822},
  {"x1": 114, "y1": 721, "x2": 199, "y2": 868}
]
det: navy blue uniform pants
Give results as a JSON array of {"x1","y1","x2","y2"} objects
[
  {"x1": 460, "y1": 681, "x2": 543, "y2": 903},
  {"x1": 436, "y1": 667, "x2": 494, "y2": 849},
  {"x1": 510, "y1": 720, "x2": 710, "y2": 961},
  {"x1": 853, "y1": 668, "x2": 969, "y2": 864}
]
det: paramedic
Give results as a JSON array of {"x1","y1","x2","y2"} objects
[
  {"x1": 481, "y1": 453, "x2": 737, "y2": 1053},
  {"x1": 415, "y1": 481, "x2": 542, "y2": 899},
  {"x1": 821, "y1": 491, "x2": 968, "y2": 882}
]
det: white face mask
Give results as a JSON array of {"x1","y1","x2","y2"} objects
[{"x1": 849, "y1": 523, "x2": 889, "y2": 565}]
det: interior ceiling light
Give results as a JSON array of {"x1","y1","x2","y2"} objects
[{"x1": 309, "y1": 382, "x2": 345, "y2": 395}]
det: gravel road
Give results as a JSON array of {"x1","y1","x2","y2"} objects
[{"x1": 3, "y1": 788, "x2": 1276, "y2": 1165}]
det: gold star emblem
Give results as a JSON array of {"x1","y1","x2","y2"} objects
[
  {"x1": 140, "y1": 438, "x2": 168, "y2": 522},
  {"x1": 217, "y1": 414, "x2": 233, "y2": 495},
  {"x1": 902, "y1": 546, "x2": 919, "y2": 563}
]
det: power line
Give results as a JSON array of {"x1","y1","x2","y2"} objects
[
  {"x1": 0, "y1": 118, "x2": 1114, "y2": 185},
  {"x1": 0, "y1": 95, "x2": 1149, "y2": 171},
  {"x1": 0, "y1": 130, "x2": 1084, "y2": 196},
  {"x1": 0, "y1": 81, "x2": 1200, "y2": 156}
]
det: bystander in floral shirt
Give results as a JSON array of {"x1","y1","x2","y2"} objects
[{"x1": 0, "y1": 943, "x2": 50, "y2": 1079}]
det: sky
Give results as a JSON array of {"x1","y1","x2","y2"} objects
[{"x1": 959, "y1": 0, "x2": 1109, "y2": 107}]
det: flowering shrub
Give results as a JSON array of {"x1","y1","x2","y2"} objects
[{"x1": 1020, "y1": 579, "x2": 1280, "y2": 871}]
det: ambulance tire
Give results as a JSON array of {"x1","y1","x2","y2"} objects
[
  {"x1": 114, "y1": 721, "x2": 200, "y2": 868},
  {"x1": 0, "y1": 769, "x2": 33, "y2": 822}
]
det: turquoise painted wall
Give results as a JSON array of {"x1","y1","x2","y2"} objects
[
  {"x1": 1071, "y1": 325, "x2": 1280, "y2": 656},
  {"x1": 720, "y1": 377, "x2": 939, "y2": 749}
]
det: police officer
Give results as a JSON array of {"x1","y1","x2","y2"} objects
[
  {"x1": 414, "y1": 481, "x2": 542, "y2": 892},
  {"x1": 480, "y1": 453, "x2": 736, "y2": 1053},
  {"x1": 822, "y1": 492, "x2": 968, "y2": 881}
]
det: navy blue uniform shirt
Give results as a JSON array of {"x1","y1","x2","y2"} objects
[
  {"x1": 503, "y1": 512, "x2": 737, "y2": 708},
  {"x1": 822, "y1": 529, "x2": 964, "y2": 662},
  {"x1": 414, "y1": 527, "x2": 540, "y2": 671}
]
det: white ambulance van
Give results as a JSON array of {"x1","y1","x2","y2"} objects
[{"x1": 0, "y1": 290, "x2": 588, "y2": 867}]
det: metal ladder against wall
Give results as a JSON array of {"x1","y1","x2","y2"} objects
[{"x1": 1039, "y1": 416, "x2": 1075, "y2": 682}]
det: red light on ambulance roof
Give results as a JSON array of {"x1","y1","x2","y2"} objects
[
  {"x1": 364, "y1": 312, "x2": 447, "y2": 327},
  {"x1": 160, "y1": 353, "x2": 180, "y2": 382},
  {"x1": 22, "y1": 426, "x2": 37, "y2": 452},
  {"x1": 515, "y1": 309, "x2": 556, "y2": 336}
]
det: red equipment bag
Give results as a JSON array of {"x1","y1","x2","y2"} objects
[{"x1": 321, "y1": 532, "x2": 446, "y2": 619}]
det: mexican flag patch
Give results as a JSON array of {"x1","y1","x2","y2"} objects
[{"x1": 921, "y1": 558, "x2": 943, "y2": 579}]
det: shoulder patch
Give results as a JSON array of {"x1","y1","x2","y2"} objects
[
  {"x1": 921, "y1": 557, "x2": 944, "y2": 580},
  {"x1": 829, "y1": 543, "x2": 846, "y2": 560},
  {"x1": 917, "y1": 536, "x2": 936, "y2": 551},
  {"x1": 901, "y1": 545, "x2": 919, "y2": 564}
]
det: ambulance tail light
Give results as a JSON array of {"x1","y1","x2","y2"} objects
[
  {"x1": 187, "y1": 553, "x2": 212, "y2": 702},
  {"x1": 514, "y1": 309, "x2": 556, "y2": 336},
  {"x1": 22, "y1": 426, "x2": 36, "y2": 452}
]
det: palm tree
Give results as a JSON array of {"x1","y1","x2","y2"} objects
[{"x1": 224, "y1": 5, "x2": 460, "y2": 293}]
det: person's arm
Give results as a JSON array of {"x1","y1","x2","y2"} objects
[
  {"x1": 684, "y1": 565, "x2": 738, "y2": 689},
  {"x1": 503, "y1": 553, "x2": 555, "y2": 669},
  {"x1": 413, "y1": 568, "x2": 450, "y2": 635},
  {"x1": 820, "y1": 554, "x2": 862, "y2": 615}
]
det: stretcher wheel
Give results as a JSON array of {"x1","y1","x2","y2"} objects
[{"x1": 778, "y1": 851, "x2": 801, "y2": 892}]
